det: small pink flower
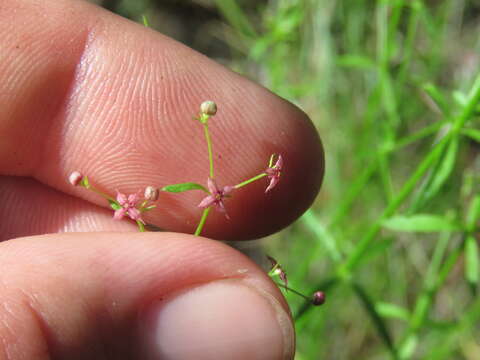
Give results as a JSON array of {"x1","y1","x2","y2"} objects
[
  {"x1": 113, "y1": 191, "x2": 145, "y2": 224},
  {"x1": 198, "y1": 178, "x2": 234, "y2": 219},
  {"x1": 267, "y1": 255, "x2": 288, "y2": 288},
  {"x1": 265, "y1": 155, "x2": 283, "y2": 193}
]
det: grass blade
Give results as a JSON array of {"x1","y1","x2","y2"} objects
[
  {"x1": 382, "y1": 214, "x2": 462, "y2": 233},
  {"x1": 465, "y1": 235, "x2": 479, "y2": 291},
  {"x1": 214, "y1": 0, "x2": 257, "y2": 38},
  {"x1": 352, "y1": 283, "x2": 398, "y2": 359}
]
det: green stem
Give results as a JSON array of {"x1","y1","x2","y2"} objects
[
  {"x1": 275, "y1": 282, "x2": 310, "y2": 301},
  {"x1": 234, "y1": 173, "x2": 268, "y2": 189},
  {"x1": 339, "y1": 72, "x2": 480, "y2": 275},
  {"x1": 195, "y1": 207, "x2": 211, "y2": 236},
  {"x1": 339, "y1": 134, "x2": 450, "y2": 276},
  {"x1": 194, "y1": 120, "x2": 216, "y2": 236},
  {"x1": 204, "y1": 124, "x2": 214, "y2": 179},
  {"x1": 455, "y1": 72, "x2": 480, "y2": 130},
  {"x1": 297, "y1": 73, "x2": 480, "y2": 319},
  {"x1": 329, "y1": 120, "x2": 446, "y2": 228},
  {"x1": 88, "y1": 186, "x2": 116, "y2": 203},
  {"x1": 268, "y1": 264, "x2": 280, "y2": 277},
  {"x1": 137, "y1": 220, "x2": 146, "y2": 232}
]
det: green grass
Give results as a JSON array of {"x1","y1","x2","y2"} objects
[
  {"x1": 215, "y1": 1, "x2": 480, "y2": 358},
  {"x1": 106, "y1": 0, "x2": 480, "y2": 358}
]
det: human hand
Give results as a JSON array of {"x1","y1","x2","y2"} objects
[{"x1": 0, "y1": 0, "x2": 324, "y2": 358}]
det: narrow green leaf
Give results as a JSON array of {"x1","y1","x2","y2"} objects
[
  {"x1": 301, "y1": 210, "x2": 342, "y2": 262},
  {"x1": 162, "y1": 182, "x2": 208, "y2": 193},
  {"x1": 141, "y1": 15, "x2": 149, "y2": 27},
  {"x1": 357, "y1": 237, "x2": 394, "y2": 266},
  {"x1": 461, "y1": 128, "x2": 480, "y2": 143},
  {"x1": 423, "y1": 83, "x2": 450, "y2": 115},
  {"x1": 81, "y1": 176, "x2": 90, "y2": 189},
  {"x1": 214, "y1": 0, "x2": 257, "y2": 38},
  {"x1": 399, "y1": 334, "x2": 418, "y2": 360},
  {"x1": 424, "y1": 136, "x2": 459, "y2": 199},
  {"x1": 375, "y1": 302, "x2": 410, "y2": 321},
  {"x1": 466, "y1": 195, "x2": 480, "y2": 231},
  {"x1": 382, "y1": 214, "x2": 462, "y2": 232},
  {"x1": 462, "y1": 128, "x2": 480, "y2": 144},
  {"x1": 465, "y1": 235, "x2": 479, "y2": 288},
  {"x1": 108, "y1": 200, "x2": 121, "y2": 210},
  {"x1": 352, "y1": 283, "x2": 397, "y2": 357},
  {"x1": 143, "y1": 205, "x2": 156, "y2": 211},
  {"x1": 452, "y1": 90, "x2": 467, "y2": 107},
  {"x1": 336, "y1": 55, "x2": 375, "y2": 69}
]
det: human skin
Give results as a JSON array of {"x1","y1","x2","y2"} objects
[{"x1": 0, "y1": 0, "x2": 324, "y2": 359}]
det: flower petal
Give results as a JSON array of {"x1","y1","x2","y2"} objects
[
  {"x1": 216, "y1": 200, "x2": 230, "y2": 220},
  {"x1": 127, "y1": 207, "x2": 141, "y2": 220},
  {"x1": 198, "y1": 195, "x2": 216, "y2": 208},
  {"x1": 265, "y1": 176, "x2": 280, "y2": 193},
  {"x1": 274, "y1": 154, "x2": 283, "y2": 170},
  {"x1": 116, "y1": 191, "x2": 127, "y2": 205},
  {"x1": 113, "y1": 208, "x2": 127, "y2": 220},
  {"x1": 206, "y1": 178, "x2": 218, "y2": 195},
  {"x1": 222, "y1": 185, "x2": 235, "y2": 196},
  {"x1": 127, "y1": 193, "x2": 139, "y2": 206}
]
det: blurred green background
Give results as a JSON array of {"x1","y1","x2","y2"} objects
[{"x1": 90, "y1": 1, "x2": 480, "y2": 359}]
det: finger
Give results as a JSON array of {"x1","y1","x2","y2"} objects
[
  {"x1": 0, "y1": 176, "x2": 137, "y2": 241},
  {"x1": 0, "y1": 0, "x2": 324, "y2": 240},
  {"x1": 0, "y1": 232, "x2": 294, "y2": 359}
]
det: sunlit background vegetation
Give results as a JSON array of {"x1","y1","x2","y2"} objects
[{"x1": 90, "y1": 1, "x2": 480, "y2": 358}]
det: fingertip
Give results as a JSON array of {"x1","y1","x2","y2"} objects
[
  {"x1": 139, "y1": 280, "x2": 294, "y2": 360},
  {"x1": 1, "y1": 0, "x2": 324, "y2": 241},
  {"x1": 0, "y1": 232, "x2": 294, "y2": 359}
]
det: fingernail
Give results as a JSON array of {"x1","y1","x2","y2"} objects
[{"x1": 140, "y1": 279, "x2": 294, "y2": 360}]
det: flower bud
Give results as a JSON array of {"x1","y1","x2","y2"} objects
[
  {"x1": 68, "y1": 171, "x2": 84, "y2": 186},
  {"x1": 144, "y1": 186, "x2": 159, "y2": 201},
  {"x1": 311, "y1": 291, "x2": 326, "y2": 306},
  {"x1": 200, "y1": 100, "x2": 217, "y2": 116}
]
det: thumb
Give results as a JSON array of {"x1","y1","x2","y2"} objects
[{"x1": 0, "y1": 233, "x2": 294, "y2": 360}]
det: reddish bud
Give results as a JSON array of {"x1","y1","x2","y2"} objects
[
  {"x1": 311, "y1": 291, "x2": 326, "y2": 306},
  {"x1": 68, "y1": 171, "x2": 84, "y2": 186},
  {"x1": 144, "y1": 186, "x2": 159, "y2": 201}
]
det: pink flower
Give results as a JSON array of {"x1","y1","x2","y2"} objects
[
  {"x1": 267, "y1": 255, "x2": 288, "y2": 288},
  {"x1": 113, "y1": 191, "x2": 145, "y2": 224},
  {"x1": 265, "y1": 155, "x2": 283, "y2": 193},
  {"x1": 198, "y1": 178, "x2": 234, "y2": 219}
]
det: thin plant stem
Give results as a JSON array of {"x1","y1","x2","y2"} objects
[
  {"x1": 88, "y1": 186, "x2": 116, "y2": 203},
  {"x1": 204, "y1": 124, "x2": 215, "y2": 179},
  {"x1": 136, "y1": 220, "x2": 146, "y2": 232},
  {"x1": 195, "y1": 120, "x2": 215, "y2": 236},
  {"x1": 275, "y1": 282, "x2": 311, "y2": 301},
  {"x1": 235, "y1": 173, "x2": 267, "y2": 189},
  {"x1": 195, "y1": 207, "x2": 211, "y2": 236}
]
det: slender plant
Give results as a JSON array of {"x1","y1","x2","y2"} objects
[{"x1": 68, "y1": 100, "x2": 325, "y2": 307}]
